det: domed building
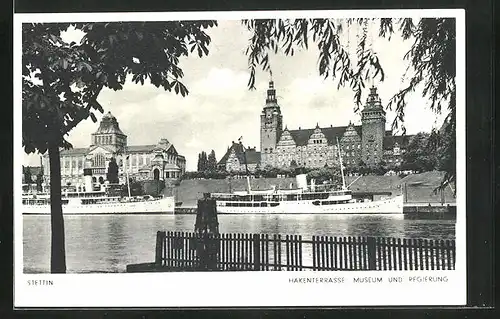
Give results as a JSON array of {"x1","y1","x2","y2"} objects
[{"x1": 41, "y1": 112, "x2": 186, "y2": 191}]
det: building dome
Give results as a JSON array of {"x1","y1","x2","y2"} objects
[{"x1": 95, "y1": 112, "x2": 126, "y2": 135}]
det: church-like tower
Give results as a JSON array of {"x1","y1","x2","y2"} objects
[
  {"x1": 260, "y1": 80, "x2": 283, "y2": 166},
  {"x1": 90, "y1": 111, "x2": 128, "y2": 153},
  {"x1": 361, "y1": 86, "x2": 386, "y2": 166}
]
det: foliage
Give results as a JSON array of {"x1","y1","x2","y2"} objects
[
  {"x1": 197, "y1": 151, "x2": 208, "y2": 172},
  {"x1": 106, "y1": 157, "x2": 119, "y2": 183},
  {"x1": 35, "y1": 171, "x2": 44, "y2": 191},
  {"x1": 243, "y1": 18, "x2": 456, "y2": 189},
  {"x1": 142, "y1": 179, "x2": 166, "y2": 197},
  {"x1": 255, "y1": 165, "x2": 295, "y2": 178},
  {"x1": 121, "y1": 178, "x2": 144, "y2": 196},
  {"x1": 306, "y1": 167, "x2": 342, "y2": 186},
  {"x1": 197, "y1": 150, "x2": 217, "y2": 172},
  {"x1": 401, "y1": 132, "x2": 438, "y2": 172},
  {"x1": 207, "y1": 150, "x2": 217, "y2": 171},
  {"x1": 23, "y1": 166, "x2": 33, "y2": 184},
  {"x1": 427, "y1": 118, "x2": 456, "y2": 193},
  {"x1": 181, "y1": 170, "x2": 228, "y2": 180}
]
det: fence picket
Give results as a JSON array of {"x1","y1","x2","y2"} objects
[
  {"x1": 253, "y1": 233, "x2": 260, "y2": 270},
  {"x1": 265, "y1": 234, "x2": 270, "y2": 271},
  {"x1": 347, "y1": 236, "x2": 352, "y2": 269},
  {"x1": 293, "y1": 235, "x2": 300, "y2": 270},
  {"x1": 277, "y1": 234, "x2": 282, "y2": 271},
  {"x1": 412, "y1": 238, "x2": 419, "y2": 270},
  {"x1": 396, "y1": 238, "x2": 403, "y2": 270},
  {"x1": 298, "y1": 235, "x2": 303, "y2": 271},
  {"x1": 445, "y1": 240, "x2": 452, "y2": 270},
  {"x1": 342, "y1": 237, "x2": 348, "y2": 270},
  {"x1": 418, "y1": 239, "x2": 424, "y2": 270},
  {"x1": 389, "y1": 237, "x2": 394, "y2": 270},
  {"x1": 423, "y1": 239, "x2": 429, "y2": 270}
]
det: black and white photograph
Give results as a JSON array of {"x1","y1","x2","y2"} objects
[{"x1": 14, "y1": 10, "x2": 465, "y2": 307}]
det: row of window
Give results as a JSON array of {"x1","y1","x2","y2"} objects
[
  {"x1": 344, "y1": 144, "x2": 361, "y2": 150},
  {"x1": 62, "y1": 157, "x2": 84, "y2": 168},
  {"x1": 61, "y1": 154, "x2": 181, "y2": 170}
]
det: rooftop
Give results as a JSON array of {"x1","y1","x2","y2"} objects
[
  {"x1": 93, "y1": 111, "x2": 126, "y2": 136},
  {"x1": 288, "y1": 125, "x2": 362, "y2": 146},
  {"x1": 218, "y1": 142, "x2": 261, "y2": 166}
]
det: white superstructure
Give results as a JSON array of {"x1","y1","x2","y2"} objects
[
  {"x1": 212, "y1": 179, "x2": 403, "y2": 215},
  {"x1": 22, "y1": 190, "x2": 175, "y2": 215}
]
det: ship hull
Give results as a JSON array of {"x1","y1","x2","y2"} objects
[
  {"x1": 22, "y1": 196, "x2": 175, "y2": 215},
  {"x1": 216, "y1": 195, "x2": 404, "y2": 215}
]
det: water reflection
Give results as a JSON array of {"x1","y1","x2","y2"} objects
[{"x1": 23, "y1": 214, "x2": 455, "y2": 274}]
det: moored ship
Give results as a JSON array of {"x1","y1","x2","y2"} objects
[
  {"x1": 211, "y1": 175, "x2": 403, "y2": 215},
  {"x1": 22, "y1": 171, "x2": 174, "y2": 215},
  {"x1": 210, "y1": 138, "x2": 403, "y2": 215},
  {"x1": 22, "y1": 190, "x2": 175, "y2": 215}
]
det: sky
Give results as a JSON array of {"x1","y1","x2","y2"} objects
[{"x1": 23, "y1": 19, "x2": 448, "y2": 171}]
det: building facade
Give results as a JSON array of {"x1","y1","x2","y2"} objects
[
  {"x1": 259, "y1": 81, "x2": 412, "y2": 170},
  {"x1": 218, "y1": 142, "x2": 261, "y2": 173},
  {"x1": 42, "y1": 112, "x2": 186, "y2": 191}
]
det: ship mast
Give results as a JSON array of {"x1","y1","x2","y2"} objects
[
  {"x1": 238, "y1": 137, "x2": 251, "y2": 194},
  {"x1": 123, "y1": 150, "x2": 131, "y2": 198},
  {"x1": 336, "y1": 137, "x2": 347, "y2": 190}
]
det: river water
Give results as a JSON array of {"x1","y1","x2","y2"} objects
[{"x1": 23, "y1": 214, "x2": 455, "y2": 273}]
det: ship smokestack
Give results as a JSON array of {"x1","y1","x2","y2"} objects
[
  {"x1": 83, "y1": 168, "x2": 93, "y2": 192},
  {"x1": 296, "y1": 174, "x2": 308, "y2": 191}
]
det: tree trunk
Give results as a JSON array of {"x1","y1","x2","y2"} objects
[{"x1": 48, "y1": 143, "x2": 66, "y2": 273}]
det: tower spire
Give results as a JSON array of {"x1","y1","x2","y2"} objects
[{"x1": 266, "y1": 75, "x2": 277, "y2": 106}]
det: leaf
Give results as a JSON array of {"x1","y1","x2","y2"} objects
[
  {"x1": 93, "y1": 101, "x2": 104, "y2": 113},
  {"x1": 201, "y1": 45, "x2": 209, "y2": 56},
  {"x1": 89, "y1": 112, "x2": 97, "y2": 123}
]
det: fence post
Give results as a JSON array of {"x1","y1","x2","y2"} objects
[
  {"x1": 367, "y1": 237, "x2": 377, "y2": 270},
  {"x1": 253, "y1": 234, "x2": 261, "y2": 270},
  {"x1": 155, "y1": 231, "x2": 164, "y2": 267}
]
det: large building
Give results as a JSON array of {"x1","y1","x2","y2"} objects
[
  {"x1": 41, "y1": 112, "x2": 186, "y2": 191},
  {"x1": 258, "y1": 80, "x2": 411, "y2": 170},
  {"x1": 217, "y1": 142, "x2": 261, "y2": 173}
]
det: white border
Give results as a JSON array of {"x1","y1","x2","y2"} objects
[{"x1": 14, "y1": 9, "x2": 466, "y2": 308}]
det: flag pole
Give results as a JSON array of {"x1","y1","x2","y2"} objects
[
  {"x1": 238, "y1": 136, "x2": 251, "y2": 194},
  {"x1": 336, "y1": 137, "x2": 347, "y2": 190},
  {"x1": 125, "y1": 152, "x2": 131, "y2": 198}
]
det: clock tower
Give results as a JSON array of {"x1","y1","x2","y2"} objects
[
  {"x1": 361, "y1": 86, "x2": 386, "y2": 166},
  {"x1": 260, "y1": 80, "x2": 283, "y2": 166}
]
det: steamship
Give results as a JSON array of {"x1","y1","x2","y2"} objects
[
  {"x1": 210, "y1": 139, "x2": 403, "y2": 215},
  {"x1": 211, "y1": 174, "x2": 403, "y2": 215},
  {"x1": 22, "y1": 191, "x2": 175, "y2": 215},
  {"x1": 21, "y1": 171, "x2": 175, "y2": 215}
]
